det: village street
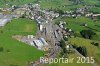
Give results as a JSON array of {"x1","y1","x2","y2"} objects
[{"x1": 30, "y1": 19, "x2": 63, "y2": 66}]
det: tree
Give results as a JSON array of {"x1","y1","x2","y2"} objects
[
  {"x1": 0, "y1": 30, "x2": 3, "y2": 33},
  {"x1": 0, "y1": 47, "x2": 4, "y2": 52},
  {"x1": 91, "y1": 42, "x2": 99, "y2": 47},
  {"x1": 94, "y1": 43, "x2": 99, "y2": 47},
  {"x1": 80, "y1": 29, "x2": 96, "y2": 39},
  {"x1": 72, "y1": 44, "x2": 77, "y2": 49},
  {"x1": 77, "y1": 46, "x2": 87, "y2": 57},
  {"x1": 60, "y1": 39, "x2": 67, "y2": 53},
  {"x1": 63, "y1": 36, "x2": 68, "y2": 41},
  {"x1": 60, "y1": 40, "x2": 65, "y2": 49}
]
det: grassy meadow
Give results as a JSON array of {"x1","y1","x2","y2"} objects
[{"x1": 0, "y1": 18, "x2": 44, "y2": 66}]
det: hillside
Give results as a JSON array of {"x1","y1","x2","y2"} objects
[
  {"x1": 0, "y1": 0, "x2": 99, "y2": 12},
  {"x1": 0, "y1": 0, "x2": 100, "y2": 66}
]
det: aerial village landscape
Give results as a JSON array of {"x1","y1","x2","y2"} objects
[{"x1": 0, "y1": 0, "x2": 100, "y2": 66}]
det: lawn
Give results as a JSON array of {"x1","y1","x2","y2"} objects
[{"x1": 0, "y1": 18, "x2": 44, "y2": 66}]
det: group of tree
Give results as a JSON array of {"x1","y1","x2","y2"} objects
[
  {"x1": 59, "y1": 39, "x2": 68, "y2": 57},
  {"x1": 77, "y1": 46, "x2": 87, "y2": 57},
  {"x1": 91, "y1": 42, "x2": 99, "y2": 47},
  {"x1": 80, "y1": 29, "x2": 96, "y2": 39},
  {"x1": 59, "y1": 39, "x2": 67, "y2": 53},
  {"x1": 72, "y1": 44, "x2": 87, "y2": 57}
]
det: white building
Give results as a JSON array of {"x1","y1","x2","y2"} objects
[
  {"x1": 39, "y1": 38, "x2": 48, "y2": 45},
  {"x1": 39, "y1": 24, "x2": 43, "y2": 32},
  {"x1": 33, "y1": 40, "x2": 44, "y2": 50},
  {"x1": 32, "y1": 38, "x2": 48, "y2": 50}
]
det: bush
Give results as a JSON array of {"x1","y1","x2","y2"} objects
[
  {"x1": 60, "y1": 39, "x2": 67, "y2": 53},
  {"x1": 0, "y1": 47, "x2": 4, "y2": 52},
  {"x1": 63, "y1": 36, "x2": 68, "y2": 41},
  {"x1": 72, "y1": 44, "x2": 77, "y2": 49},
  {"x1": 76, "y1": 46, "x2": 87, "y2": 57},
  {"x1": 91, "y1": 42, "x2": 99, "y2": 47},
  {"x1": 6, "y1": 49, "x2": 11, "y2": 52}
]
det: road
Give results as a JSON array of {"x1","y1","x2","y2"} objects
[{"x1": 30, "y1": 20, "x2": 63, "y2": 66}]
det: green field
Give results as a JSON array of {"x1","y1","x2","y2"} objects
[
  {"x1": 84, "y1": 0, "x2": 100, "y2": 5},
  {"x1": 54, "y1": 16, "x2": 100, "y2": 66},
  {"x1": 0, "y1": 0, "x2": 36, "y2": 7},
  {"x1": 69, "y1": 37, "x2": 100, "y2": 65},
  {"x1": 69, "y1": 37, "x2": 100, "y2": 57},
  {"x1": 43, "y1": 52, "x2": 92, "y2": 66},
  {"x1": 0, "y1": 0, "x2": 73, "y2": 11},
  {"x1": 0, "y1": 18, "x2": 44, "y2": 66},
  {"x1": 0, "y1": 0, "x2": 100, "y2": 11},
  {"x1": 90, "y1": 7, "x2": 100, "y2": 13},
  {"x1": 39, "y1": 0, "x2": 73, "y2": 11},
  {"x1": 55, "y1": 17, "x2": 99, "y2": 31},
  {"x1": 55, "y1": 16, "x2": 100, "y2": 38},
  {"x1": 38, "y1": 0, "x2": 99, "y2": 11}
]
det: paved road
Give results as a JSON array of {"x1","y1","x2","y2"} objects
[{"x1": 30, "y1": 20, "x2": 62, "y2": 66}]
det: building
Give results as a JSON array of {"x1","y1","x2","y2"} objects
[
  {"x1": 39, "y1": 38, "x2": 48, "y2": 45},
  {"x1": 0, "y1": 19, "x2": 11, "y2": 26},
  {"x1": 33, "y1": 38, "x2": 49, "y2": 51},
  {"x1": 39, "y1": 24, "x2": 43, "y2": 32},
  {"x1": 33, "y1": 40, "x2": 44, "y2": 50}
]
